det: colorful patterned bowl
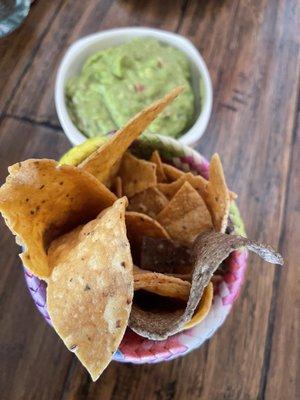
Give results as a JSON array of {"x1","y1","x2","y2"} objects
[{"x1": 24, "y1": 134, "x2": 248, "y2": 364}]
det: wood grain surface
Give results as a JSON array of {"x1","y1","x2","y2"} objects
[{"x1": 0, "y1": 1, "x2": 299, "y2": 399}]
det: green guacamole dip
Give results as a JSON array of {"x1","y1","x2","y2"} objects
[{"x1": 66, "y1": 38, "x2": 195, "y2": 139}]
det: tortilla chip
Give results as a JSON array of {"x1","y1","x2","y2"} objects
[
  {"x1": 163, "y1": 163, "x2": 185, "y2": 181},
  {"x1": 158, "y1": 168, "x2": 236, "y2": 202},
  {"x1": 183, "y1": 282, "x2": 213, "y2": 329},
  {"x1": 112, "y1": 176, "x2": 123, "y2": 198},
  {"x1": 120, "y1": 152, "x2": 157, "y2": 198},
  {"x1": 78, "y1": 87, "x2": 183, "y2": 185},
  {"x1": 204, "y1": 154, "x2": 230, "y2": 232},
  {"x1": 167, "y1": 273, "x2": 192, "y2": 281},
  {"x1": 47, "y1": 198, "x2": 133, "y2": 381},
  {"x1": 157, "y1": 172, "x2": 208, "y2": 200},
  {"x1": 140, "y1": 237, "x2": 192, "y2": 275},
  {"x1": 0, "y1": 159, "x2": 116, "y2": 278},
  {"x1": 126, "y1": 212, "x2": 169, "y2": 241},
  {"x1": 133, "y1": 266, "x2": 191, "y2": 301},
  {"x1": 150, "y1": 151, "x2": 167, "y2": 182},
  {"x1": 125, "y1": 211, "x2": 170, "y2": 263},
  {"x1": 156, "y1": 182, "x2": 213, "y2": 245},
  {"x1": 129, "y1": 231, "x2": 283, "y2": 340},
  {"x1": 127, "y1": 187, "x2": 168, "y2": 218}
]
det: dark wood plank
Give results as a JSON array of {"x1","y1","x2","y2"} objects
[
  {"x1": 263, "y1": 101, "x2": 300, "y2": 399},
  {"x1": 0, "y1": 0, "x2": 64, "y2": 116},
  {"x1": 0, "y1": 117, "x2": 72, "y2": 400},
  {"x1": 6, "y1": 0, "x2": 186, "y2": 125}
]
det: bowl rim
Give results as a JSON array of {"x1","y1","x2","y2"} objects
[{"x1": 55, "y1": 27, "x2": 213, "y2": 147}]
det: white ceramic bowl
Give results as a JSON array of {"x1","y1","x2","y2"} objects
[{"x1": 55, "y1": 27, "x2": 213, "y2": 146}]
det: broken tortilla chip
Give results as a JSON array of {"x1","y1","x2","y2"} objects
[
  {"x1": 112, "y1": 176, "x2": 123, "y2": 198},
  {"x1": 0, "y1": 159, "x2": 116, "y2": 278},
  {"x1": 204, "y1": 154, "x2": 230, "y2": 233},
  {"x1": 150, "y1": 151, "x2": 167, "y2": 182},
  {"x1": 120, "y1": 152, "x2": 157, "y2": 197},
  {"x1": 129, "y1": 231, "x2": 283, "y2": 340},
  {"x1": 127, "y1": 187, "x2": 168, "y2": 218},
  {"x1": 163, "y1": 163, "x2": 185, "y2": 181},
  {"x1": 125, "y1": 211, "x2": 170, "y2": 264},
  {"x1": 47, "y1": 198, "x2": 133, "y2": 381},
  {"x1": 158, "y1": 167, "x2": 236, "y2": 202},
  {"x1": 78, "y1": 87, "x2": 183, "y2": 185},
  {"x1": 133, "y1": 266, "x2": 191, "y2": 301},
  {"x1": 157, "y1": 172, "x2": 208, "y2": 200},
  {"x1": 156, "y1": 182, "x2": 213, "y2": 245}
]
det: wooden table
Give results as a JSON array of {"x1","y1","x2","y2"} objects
[{"x1": 0, "y1": 1, "x2": 299, "y2": 399}]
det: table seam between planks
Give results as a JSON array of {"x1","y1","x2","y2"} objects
[
  {"x1": 174, "y1": 0, "x2": 190, "y2": 33},
  {"x1": 4, "y1": 114, "x2": 62, "y2": 132}
]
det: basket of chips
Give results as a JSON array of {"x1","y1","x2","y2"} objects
[{"x1": 0, "y1": 88, "x2": 283, "y2": 380}]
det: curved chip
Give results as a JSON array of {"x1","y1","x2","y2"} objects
[
  {"x1": 78, "y1": 87, "x2": 183, "y2": 185},
  {"x1": 133, "y1": 266, "x2": 191, "y2": 301},
  {"x1": 129, "y1": 231, "x2": 283, "y2": 340},
  {"x1": 0, "y1": 159, "x2": 116, "y2": 278},
  {"x1": 183, "y1": 282, "x2": 213, "y2": 329},
  {"x1": 47, "y1": 198, "x2": 133, "y2": 381}
]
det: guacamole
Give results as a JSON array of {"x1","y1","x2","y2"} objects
[{"x1": 66, "y1": 38, "x2": 195, "y2": 139}]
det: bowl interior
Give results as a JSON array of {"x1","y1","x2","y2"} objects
[
  {"x1": 56, "y1": 28, "x2": 212, "y2": 146},
  {"x1": 24, "y1": 135, "x2": 247, "y2": 364}
]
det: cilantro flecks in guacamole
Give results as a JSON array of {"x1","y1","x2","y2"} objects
[{"x1": 66, "y1": 38, "x2": 195, "y2": 139}]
